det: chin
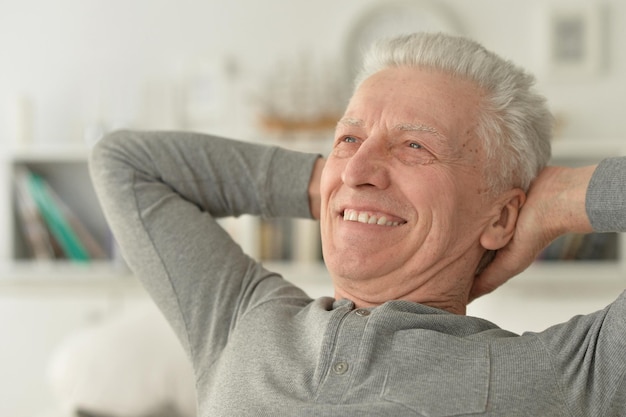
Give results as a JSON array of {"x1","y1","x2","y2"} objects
[{"x1": 325, "y1": 250, "x2": 395, "y2": 283}]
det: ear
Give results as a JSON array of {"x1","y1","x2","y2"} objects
[{"x1": 479, "y1": 189, "x2": 526, "y2": 250}]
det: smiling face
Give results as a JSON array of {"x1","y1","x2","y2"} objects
[{"x1": 320, "y1": 66, "x2": 502, "y2": 310}]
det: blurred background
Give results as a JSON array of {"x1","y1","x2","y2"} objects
[
  {"x1": 1, "y1": 0, "x2": 625, "y2": 416},
  {"x1": 2, "y1": 0, "x2": 626, "y2": 146}
]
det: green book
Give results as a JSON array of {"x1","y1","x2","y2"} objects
[{"x1": 26, "y1": 171, "x2": 90, "y2": 262}]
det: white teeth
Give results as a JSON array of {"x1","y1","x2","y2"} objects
[{"x1": 343, "y1": 209, "x2": 402, "y2": 227}]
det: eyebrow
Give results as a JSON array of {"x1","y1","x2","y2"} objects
[
  {"x1": 338, "y1": 118, "x2": 445, "y2": 139},
  {"x1": 337, "y1": 117, "x2": 365, "y2": 128},
  {"x1": 395, "y1": 123, "x2": 444, "y2": 138}
]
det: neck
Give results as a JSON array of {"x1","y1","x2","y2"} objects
[
  {"x1": 328, "y1": 246, "x2": 487, "y2": 315},
  {"x1": 332, "y1": 269, "x2": 472, "y2": 315}
]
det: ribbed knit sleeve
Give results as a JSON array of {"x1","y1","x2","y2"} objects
[{"x1": 586, "y1": 156, "x2": 626, "y2": 232}]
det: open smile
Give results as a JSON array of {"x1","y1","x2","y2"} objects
[{"x1": 342, "y1": 209, "x2": 407, "y2": 227}]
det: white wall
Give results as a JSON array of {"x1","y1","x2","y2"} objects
[
  {"x1": 1, "y1": 1, "x2": 625, "y2": 416},
  {"x1": 1, "y1": 0, "x2": 625, "y2": 146}
]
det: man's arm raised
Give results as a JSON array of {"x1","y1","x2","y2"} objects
[{"x1": 470, "y1": 164, "x2": 596, "y2": 301}]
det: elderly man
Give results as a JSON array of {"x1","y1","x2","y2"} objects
[{"x1": 90, "y1": 33, "x2": 625, "y2": 416}]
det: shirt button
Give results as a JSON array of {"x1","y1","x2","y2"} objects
[
  {"x1": 332, "y1": 361, "x2": 349, "y2": 375},
  {"x1": 355, "y1": 308, "x2": 370, "y2": 317}
]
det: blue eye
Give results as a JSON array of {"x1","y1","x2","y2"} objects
[
  {"x1": 409, "y1": 142, "x2": 422, "y2": 149},
  {"x1": 344, "y1": 136, "x2": 358, "y2": 143}
]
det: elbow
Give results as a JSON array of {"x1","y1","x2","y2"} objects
[
  {"x1": 88, "y1": 129, "x2": 138, "y2": 188},
  {"x1": 89, "y1": 129, "x2": 132, "y2": 161},
  {"x1": 88, "y1": 129, "x2": 138, "y2": 170}
]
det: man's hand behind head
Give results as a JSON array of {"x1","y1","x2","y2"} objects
[{"x1": 470, "y1": 165, "x2": 596, "y2": 302}]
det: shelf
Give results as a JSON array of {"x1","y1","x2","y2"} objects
[
  {"x1": 7, "y1": 156, "x2": 113, "y2": 262},
  {"x1": 0, "y1": 260, "x2": 133, "y2": 283},
  {"x1": 3, "y1": 143, "x2": 90, "y2": 163},
  {"x1": 530, "y1": 258, "x2": 624, "y2": 273},
  {"x1": 1, "y1": 137, "x2": 625, "y2": 291},
  {"x1": 510, "y1": 261, "x2": 626, "y2": 296},
  {"x1": 0, "y1": 260, "x2": 334, "y2": 302}
]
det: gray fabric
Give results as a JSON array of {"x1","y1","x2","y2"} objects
[
  {"x1": 90, "y1": 130, "x2": 626, "y2": 417},
  {"x1": 587, "y1": 156, "x2": 626, "y2": 232}
]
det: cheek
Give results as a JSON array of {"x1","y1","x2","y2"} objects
[
  {"x1": 319, "y1": 161, "x2": 344, "y2": 226},
  {"x1": 319, "y1": 166, "x2": 336, "y2": 204},
  {"x1": 404, "y1": 169, "x2": 458, "y2": 209},
  {"x1": 404, "y1": 174, "x2": 466, "y2": 235},
  {"x1": 320, "y1": 156, "x2": 350, "y2": 199}
]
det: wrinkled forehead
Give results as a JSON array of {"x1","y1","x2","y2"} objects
[{"x1": 345, "y1": 67, "x2": 486, "y2": 140}]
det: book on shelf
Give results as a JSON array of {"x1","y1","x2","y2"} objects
[
  {"x1": 259, "y1": 218, "x2": 292, "y2": 261},
  {"x1": 13, "y1": 167, "x2": 107, "y2": 262},
  {"x1": 538, "y1": 232, "x2": 618, "y2": 262},
  {"x1": 13, "y1": 168, "x2": 56, "y2": 260},
  {"x1": 219, "y1": 216, "x2": 322, "y2": 263},
  {"x1": 259, "y1": 217, "x2": 322, "y2": 262}
]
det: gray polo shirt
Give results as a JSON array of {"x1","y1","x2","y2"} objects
[{"x1": 90, "y1": 131, "x2": 626, "y2": 416}]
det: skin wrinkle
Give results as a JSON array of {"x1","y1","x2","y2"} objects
[
  {"x1": 321, "y1": 67, "x2": 523, "y2": 314},
  {"x1": 339, "y1": 117, "x2": 447, "y2": 143},
  {"x1": 335, "y1": 119, "x2": 459, "y2": 167}
]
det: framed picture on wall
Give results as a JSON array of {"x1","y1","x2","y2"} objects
[{"x1": 544, "y1": 3, "x2": 606, "y2": 79}]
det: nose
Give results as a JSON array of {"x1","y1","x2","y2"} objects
[{"x1": 341, "y1": 139, "x2": 391, "y2": 189}]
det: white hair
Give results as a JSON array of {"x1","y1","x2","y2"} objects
[{"x1": 355, "y1": 32, "x2": 553, "y2": 193}]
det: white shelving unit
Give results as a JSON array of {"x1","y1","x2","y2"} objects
[
  {"x1": 0, "y1": 143, "x2": 132, "y2": 281},
  {"x1": 0, "y1": 143, "x2": 146, "y2": 417},
  {"x1": 0, "y1": 138, "x2": 330, "y2": 282},
  {"x1": 0, "y1": 138, "x2": 624, "y2": 282}
]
